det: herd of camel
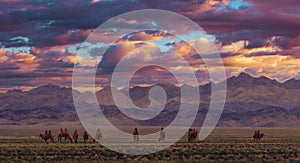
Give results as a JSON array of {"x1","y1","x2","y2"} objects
[
  {"x1": 39, "y1": 128, "x2": 264, "y2": 143},
  {"x1": 39, "y1": 128, "x2": 95, "y2": 143}
]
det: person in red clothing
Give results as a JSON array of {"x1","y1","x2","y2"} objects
[
  {"x1": 73, "y1": 130, "x2": 79, "y2": 143},
  {"x1": 83, "y1": 131, "x2": 89, "y2": 143}
]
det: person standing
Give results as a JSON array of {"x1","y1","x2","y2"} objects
[
  {"x1": 83, "y1": 131, "x2": 89, "y2": 143},
  {"x1": 95, "y1": 128, "x2": 102, "y2": 141},
  {"x1": 132, "y1": 128, "x2": 139, "y2": 142},
  {"x1": 159, "y1": 127, "x2": 165, "y2": 142},
  {"x1": 73, "y1": 130, "x2": 79, "y2": 143}
]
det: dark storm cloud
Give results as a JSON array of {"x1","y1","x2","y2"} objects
[
  {"x1": 0, "y1": 71, "x2": 72, "y2": 88},
  {"x1": 0, "y1": 0, "x2": 147, "y2": 47},
  {"x1": 181, "y1": 0, "x2": 300, "y2": 49},
  {"x1": 244, "y1": 51, "x2": 279, "y2": 57},
  {"x1": 1, "y1": 0, "x2": 300, "y2": 89},
  {"x1": 1, "y1": 0, "x2": 300, "y2": 49}
]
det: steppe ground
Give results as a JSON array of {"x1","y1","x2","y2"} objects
[{"x1": 0, "y1": 127, "x2": 299, "y2": 162}]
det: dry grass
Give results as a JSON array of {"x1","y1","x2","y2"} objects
[{"x1": 0, "y1": 127, "x2": 299, "y2": 162}]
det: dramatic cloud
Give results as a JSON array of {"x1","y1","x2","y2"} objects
[{"x1": 0, "y1": 0, "x2": 300, "y2": 90}]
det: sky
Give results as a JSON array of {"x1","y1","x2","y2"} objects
[{"x1": 0, "y1": 0, "x2": 300, "y2": 91}]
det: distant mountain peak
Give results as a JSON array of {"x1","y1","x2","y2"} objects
[
  {"x1": 180, "y1": 84, "x2": 195, "y2": 89},
  {"x1": 2, "y1": 73, "x2": 300, "y2": 127},
  {"x1": 227, "y1": 72, "x2": 280, "y2": 88},
  {"x1": 46, "y1": 83, "x2": 55, "y2": 86},
  {"x1": 283, "y1": 78, "x2": 298, "y2": 83},
  {"x1": 43, "y1": 83, "x2": 61, "y2": 88},
  {"x1": 237, "y1": 72, "x2": 252, "y2": 78},
  {"x1": 282, "y1": 77, "x2": 300, "y2": 89},
  {"x1": 6, "y1": 89, "x2": 23, "y2": 94},
  {"x1": 28, "y1": 83, "x2": 71, "y2": 95}
]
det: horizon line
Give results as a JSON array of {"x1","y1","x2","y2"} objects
[{"x1": 1, "y1": 72, "x2": 299, "y2": 94}]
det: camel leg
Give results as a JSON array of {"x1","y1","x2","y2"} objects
[
  {"x1": 68, "y1": 136, "x2": 72, "y2": 143},
  {"x1": 58, "y1": 136, "x2": 62, "y2": 143}
]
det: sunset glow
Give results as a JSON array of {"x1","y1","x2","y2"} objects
[{"x1": 1, "y1": 0, "x2": 300, "y2": 91}]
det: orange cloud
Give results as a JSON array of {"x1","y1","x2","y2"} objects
[
  {"x1": 175, "y1": 43, "x2": 194, "y2": 57},
  {"x1": 0, "y1": 49, "x2": 8, "y2": 62},
  {"x1": 91, "y1": 0, "x2": 100, "y2": 4},
  {"x1": 0, "y1": 50, "x2": 39, "y2": 72},
  {"x1": 18, "y1": 5, "x2": 46, "y2": 11},
  {"x1": 56, "y1": 29, "x2": 91, "y2": 45},
  {"x1": 68, "y1": 55, "x2": 98, "y2": 67},
  {"x1": 129, "y1": 31, "x2": 165, "y2": 41},
  {"x1": 15, "y1": 52, "x2": 37, "y2": 65},
  {"x1": 68, "y1": 56, "x2": 83, "y2": 64}
]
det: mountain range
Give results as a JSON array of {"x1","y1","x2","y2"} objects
[{"x1": 0, "y1": 72, "x2": 299, "y2": 127}]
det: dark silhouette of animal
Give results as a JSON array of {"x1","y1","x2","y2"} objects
[
  {"x1": 253, "y1": 130, "x2": 264, "y2": 141},
  {"x1": 39, "y1": 130, "x2": 54, "y2": 143},
  {"x1": 83, "y1": 131, "x2": 89, "y2": 143},
  {"x1": 188, "y1": 128, "x2": 198, "y2": 142},
  {"x1": 58, "y1": 128, "x2": 72, "y2": 143},
  {"x1": 73, "y1": 130, "x2": 79, "y2": 143}
]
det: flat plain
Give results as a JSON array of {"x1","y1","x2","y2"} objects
[{"x1": 0, "y1": 127, "x2": 299, "y2": 162}]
